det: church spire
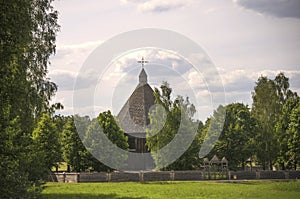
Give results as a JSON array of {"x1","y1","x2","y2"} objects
[
  {"x1": 137, "y1": 57, "x2": 149, "y2": 85},
  {"x1": 139, "y1": 68, "x2": 147, "y2": 85}
]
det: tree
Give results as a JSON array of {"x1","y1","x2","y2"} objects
[
  {"x1": 98, "y1": 111, "x2": 129, "y2": 150},
  {"x1": 32, "y1": 113, "x2": 61, "y2": 171},
  {"x1": 0, "y1": 117, "x2": 30, "y2": 198},
  {"x1": 61, "y1": 117, "x2": 89, "y2": 172},
  {"x1": 272, "y1": 72, "x2": 299, "y2": 169},
  {"x1": 200, "y1": 105, "x2": 226, "y2": 161},
  {"x1": 251, "y1": 73, "x2": 299, "y2": 170},
  {"x1": 275, "y1": 96, "x2": 300, "y2": 169},
  {"x1": 251, "y1": 76, "x2": 280, "y2": 170},
  {"x1": 213, "y1": 103, "x2": 257, "y2": 170},
  {"x1": 286, "y1": 101, "x2": 300, "y2": 169},
  {"x1": 146, "y1": 82, "x2": 200, "y2": 170},
  {"x1": 274, "y1": 72, "x2": 297, "y2": 105},
  {"x1": 0, "y1": 0, "x2": 59, "y2": 197},
  {"x1": 85, "y1": 111, "x2": 129, "y2": 171},
  {"x1": 74, "y1": 114, "x2": 91, "y2": 141},
  {"x1": 84, "y1": 118, "x2": 109, "y2": 172}
]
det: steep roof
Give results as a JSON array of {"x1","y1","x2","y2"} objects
[
  {"x1": 210, "y1": 155, "x2": 220, "y2": 164},
  {"x1": 139, "y1": 68, "x2": 147, "y2": 85},
  {"x1": 117, "y1": 69, "x2": 155, "y2": 135}
]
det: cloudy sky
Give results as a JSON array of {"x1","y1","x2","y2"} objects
[{"x1": 49, "y1": 0, "x2": 300, "y2": 121}]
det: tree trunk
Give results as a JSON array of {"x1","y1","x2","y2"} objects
[
  {"x1": 262, "y1": 161, "x2": 266, "y2": 170},
  {"x1": 269, "y1": 161, "x2": 273, "y2": 170},
  {"x1": 242, "y1": 160, "x2": 245, "y2": 171},
  {"x1": 281, "y1": 162, "x2": 285, "y2": 170}
]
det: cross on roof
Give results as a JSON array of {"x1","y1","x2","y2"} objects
[{"x1": 137, "y1": 57, "x2": 149, "y2": 68}]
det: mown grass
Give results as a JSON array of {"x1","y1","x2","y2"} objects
[{"x1": 42, "y1": 180, "x2": 300, "y2": 199}]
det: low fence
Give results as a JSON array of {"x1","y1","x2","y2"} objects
[{"x1": 48, "y1": 170, "x2": 300, "y2": 183}]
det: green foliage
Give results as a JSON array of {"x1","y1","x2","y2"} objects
[
  {"x1": 0, "y1": 117, "x2": 30, "y2": 198},
  {"x1": 274, "y1": 72, "x2": 297, "y2": 104},
  {"x1": 0, "y1": 0, "x2": 59, "y2": 197},
  {"x1": 85, "y1": 111, "x2": 129, "y2": 171},
  {"x1": 57, "y1": 112, "x2": 129, "y2": 172},
  {"x1": 275, "y1": 96, "x2": 300, "y2": 169},
  {"x1": 98, "y1": 111, "x2": 129, "y2": 150},
  {"x1": 200, "y1": 105, "x2": 226, "y2": 159},
  {"x1": 61, "y1": 117, "x2": 89, "y2": 172},
  {"x1": 251, "y1": 76, "x2": 281, "y2": 169},
  {"x1": 212, "y1": 103, "x2": 257, "y2": 170},
  {"x1": 146, "y1": 82, "x2": 200, "y2": 170},
  {"x1": 252, "y1": 72, "x2": 299, "y2": 170},
  {"x1": 32, "y1": 113, "x2": 61, "y2": 170},
  {"x1": 287, "y1": 101, "x2": 300, "y2": 169}
]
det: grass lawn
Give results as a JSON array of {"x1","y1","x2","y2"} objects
[{"x1": 42, "y1": 180, "x2": 300, "y2": 199}]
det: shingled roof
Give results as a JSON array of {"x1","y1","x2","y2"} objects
[{"x1": 117, "y1": 68, "x2": 155, "y2": 135}]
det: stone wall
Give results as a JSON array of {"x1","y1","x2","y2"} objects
[
  {"x1": 260, "y1": 171, "x2": 286, "y2": 179},
  {"x1": 79, "y1": 172, "x2": 107, "y2": 182},
  {"x1": 174, "y1": 171, "x2": 204, "y2": 181},
  {"x1": 143, "y1": 171, "x2": 171, "y2": 181},
  {"x1": 110, "y1": 172, "x2": 140, "y2": 182},
  {"x1": 229, "y1": 171, "x2": 257, "y2": 180},
  {"x1": 289, "y1": 171, "x2": 300, "y2": 179},
  {"x1": 49, "y1": 172, "x2": 79, "y2": 183},
  {"x1": 49, "y1": 170, "x2": 300, "y2": 183}
]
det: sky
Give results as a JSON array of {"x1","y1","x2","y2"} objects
[{"x1": 49, "y1": 0, "x2": 300, "y2": 122}]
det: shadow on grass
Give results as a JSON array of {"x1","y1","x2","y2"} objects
[{"x1": 43, "y1": 193, "x2": 149, "y2": 199}]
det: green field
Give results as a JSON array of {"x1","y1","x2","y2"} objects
[{"x1": 42, "y1": 180, "x2": 300, "y2": 199}]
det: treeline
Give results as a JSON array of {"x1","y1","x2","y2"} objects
[
  {"x1": 41, "y1": 73, "x2": 299, "y2": 173},
  {"x1": 146, "y1": 76, "x2": 300, "y2": 171},
  {"x1": 33, "y1": 111, "x2": 128, "y2": 173}
]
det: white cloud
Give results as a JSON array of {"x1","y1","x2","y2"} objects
[
  {"x1": 53, "y1": 67, "x2": 300, "y2": 120},
  {"x1": 57, "y1": 41, "x2": 103, "y2": 51},
  {"x1": 50, "y1": 40, "x2": 102, "y2": 71},
  {"x1": 191, "y1": 68, "x2": 300, "y2": 108},
  {"x1": 196, "y1": 89, "x2": 211, "y2": 104},
  {"x1": 218, "y1": 68, "x2": 255, "y2": 92},
  {"x1": 49, "y1": 39, "x2": 300, "y2": 122},
  {"x1": 48, "y1": 40, "x2": 103, "y2": 92},
  {"x1": 188, "y1": 71, "x2": 206, "y2": 89},
  {"x1": 204, "y1": 7, "x2": 221, "y2": 14},
  {"x1": 121, "y1": 0, "x2": 195, "y2": 13}
]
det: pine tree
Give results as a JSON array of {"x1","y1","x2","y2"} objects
[{"x1": 32, "y1": 113, "x2": 61, "y2": 170}]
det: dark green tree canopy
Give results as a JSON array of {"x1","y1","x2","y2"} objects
[
  {"x1": 32, "y1": 113, "x2": 61, "y2": 170},
  {"x1": 211, "y1": 103, "x2": 256, "y2": 170},
  {"x1": 84, "y1": 111, "x2": 129, "y2": 171},
  {"x1": 147, "y1": 81, "x2": 200, "y2": 170},
  {"x1": 0, "y1": 0, "x2": 59, "y2": 197},
  {"x1": 60, "y1": 116, "x2": 89, "y2": 172},
  {"x1": 252, "y1": 72, "x2": 299, "y2": 170}
]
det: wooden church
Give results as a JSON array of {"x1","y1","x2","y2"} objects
[{"x1": 117, "y1": 59, "x2": 155, "y2": 154}]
